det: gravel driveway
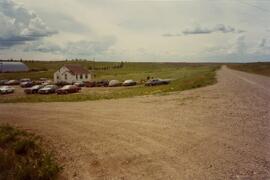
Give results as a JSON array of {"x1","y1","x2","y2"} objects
[{"x1": 0, "y1": 66, "x2": 269, "y2": 180}]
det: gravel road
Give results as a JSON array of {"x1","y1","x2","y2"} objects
[{"x1": 0, "y1": 66, "x2": 269, "y2": 180}]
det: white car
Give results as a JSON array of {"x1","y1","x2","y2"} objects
[
  {"x1": 123, "y1": 80, "x2": 137, "y2": 86},
  {"x1": 0, "y1": 86, "x2": 15, "y2": 94}
]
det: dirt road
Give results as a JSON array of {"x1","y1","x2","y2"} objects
[{"x1": 0, "y1": 66, "x2": 269, "y2": 180}]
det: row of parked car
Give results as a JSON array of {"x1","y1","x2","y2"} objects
[
  {"x1": 63, "y1": 78, "x2": 170, "y2": 88},
  {"x1": 0, "y1": 78, "x2": 171, "y2": 95},
  {"x1": 24, "y1": 84, "x2": 81, "y2": 95},
  {"x1": 0, "y1": 84, "x2": 81, "y2": 95},
  {"x1": 63, "y1": 79, "x2": 138, "y2": 88},
  {"x1": 0, "y1": 78, "x2": 51, "y2": 86}
]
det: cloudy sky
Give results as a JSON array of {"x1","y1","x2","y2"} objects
[{"x1": 0, "y1": 0, "x2": 270, "y2": 62}]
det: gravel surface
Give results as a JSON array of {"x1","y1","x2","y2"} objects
[{"x1": 0, "y1": 66, "x2": 269, "y2": 180}]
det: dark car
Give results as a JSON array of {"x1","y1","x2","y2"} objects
[
  {"x1": 56, "y1": 81, "x2": 70, "y2": 86},
  {"x1": 20, "y1": 81, "x2": 33, "y2": 88},
  {"x1": 38, "y1": 85, "x2": 58, "y2": 94},
  {"x1": 95, "y1": 80, "x2": 109, "y2": 87},
  {"x1": 56, "y1": 85, "x2": 81, "y2": 94},
  {"x1": 84, "y1": 81, "x2": 96, "y2": 87},
  {"x1": 0, "y1": 80, "x2": 8, "y2": 85},
  {"x1": 24, "y1": 85, "x2": 44, "y2": 94},
  {"x1": 5, "y1": 80, "x2": 20, "y2": 85},
  {"x1": 145, "y1": 79, "x2": 170, "y2": 86}
]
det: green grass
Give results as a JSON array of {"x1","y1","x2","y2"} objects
[
  {"x1": 227, "y1": 62, "x2": 270, "y2": 77},
  {"x1": 0, "y1": 61, "x2": 125, "y2": 80},
  {"x1": 0, "y1": 63, "x2": 220, "y2": 103},
  {"x1": 0, "y1": 124, "x2": 61, "y2": 180}
]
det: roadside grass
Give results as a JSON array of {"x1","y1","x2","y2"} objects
[
  {"x1": 0, "y1": 124, "x2": 61, "y2": 180},
  {"x1": 227, "y1": 62, "x2": 270, "y2": 77},
  {"x1": 0, "y1": 65, "x2": 219, "y2": 103}
]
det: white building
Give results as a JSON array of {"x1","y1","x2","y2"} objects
[{"x1": 54, "y1": 64, "x2": 91, "y2": 84}]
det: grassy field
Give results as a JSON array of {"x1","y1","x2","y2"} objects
[
  {"x1": 0, "y1": 61, "x2": 220, "y2": 103},
  {"x1": 0, "y1": 124, "x2": 60, "y2": 179},
  {"x1": 227, "y1": 62, "x2": 270, "y2": 77}
]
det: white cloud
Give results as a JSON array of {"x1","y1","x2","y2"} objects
[
  {"x1": 24, "y1": 36, "x2": 117, "y2": 59},
  {"x1": 0, "y1": 0, "x2": 56, "y2": 48},
  {"x1": 1, "y1": 0, "x2": 270, "y2": 62}
]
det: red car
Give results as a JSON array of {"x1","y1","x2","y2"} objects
[{"x1": 56, "y1": 85, "x2": 81, "y2": 94}]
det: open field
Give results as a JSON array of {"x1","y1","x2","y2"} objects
[
  {"x1": 227, "y1": 62, "x2": 270, "y2": 77},
  {"x1": 0, "y1": 62, "x2": 219, "y2": 103},
  {"x1": 0, "y1": 66, "x2": 269, "y2": 179},
  {"x1": 0, "y1": 61, "x2": 217, "y2": 80}
]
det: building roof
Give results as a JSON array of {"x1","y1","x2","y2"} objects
[
  {"x1": 64, "y1": 64, "x2": 89, "y2": 75},
  {"x1": 0, "y1": 62, "x2": 29, "y2": 72}
]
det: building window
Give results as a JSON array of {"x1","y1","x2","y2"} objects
[
  {"x1": 85, "y1": 74, "x2": 88, "y2": 79},
  {"x1": 80, "y1": 74, "x2": 83, "y2": 79},
  {"x1": 65, "y1": 74, "x2": 67, "y2": 80},
  {"x1": 76, "y1": 75, "x2": 78, "y2": 80},
  {"x1": 57, "y1": 76, "x2": 59, "y2": 79}
]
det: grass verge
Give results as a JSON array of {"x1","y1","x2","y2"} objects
[
  {"x1": 227, "y1": 62, "x2": 270, "y2": 77},
  {"x1": 0, "y1": 124, "x2": 61, "y2": 180}
]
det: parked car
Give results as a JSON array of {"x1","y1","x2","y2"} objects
[
  {"x1": 123, "y1": 80, "x2": 137, "y2": 86},
  {"x1": 20, "y1": 81, "x2": 33, "y2": 88},
  {"x1": 56, "y1": 81, "x2": 70, "y2": 86},
  {"x1": 56, "y1": 85, "x2": 81, "y2": 94},
  {"x1": 20, "y1": 78, "x2": 31, "y2": 83},
  {"x1": 84, "y1": 81, "x2": 96, "y2": 87},
  {"x1": 0, "y1": 86, "x2": 15, "y2": 94},
  {"x1": 74, "y1": 82, "x2": 85, "y2": 87},
  {"x1": 41, "y1": 80, "x2": 53, "y2": 86},
  {"x1": 24, "y1": 85, "x2": 44, "y2": 94},
  {"x1": 108, "y1": 80, "x2": 122, "y2": 87},
  {"x1": 33, "y1": 80, "x2": 43, "y2": 85},
  {"x1": 5, "y1": 80, "x2": 20, "y2": 85},
  {"x1": 145, "y1": 79, "x2": 170, "y2": 86},
  {"x1": 38, "y1": 85, "x2": 58, "y2": 94},
  {"x1": 0, "y1": 80, "x2": 8, "y2": 85},
  {"x1": 95, "y1": 80, "x2": 109, "y2": 87}
]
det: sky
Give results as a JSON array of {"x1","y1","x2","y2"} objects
[{"x1": 0, "y1": 0, "x2": 270, "y2": 62}]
